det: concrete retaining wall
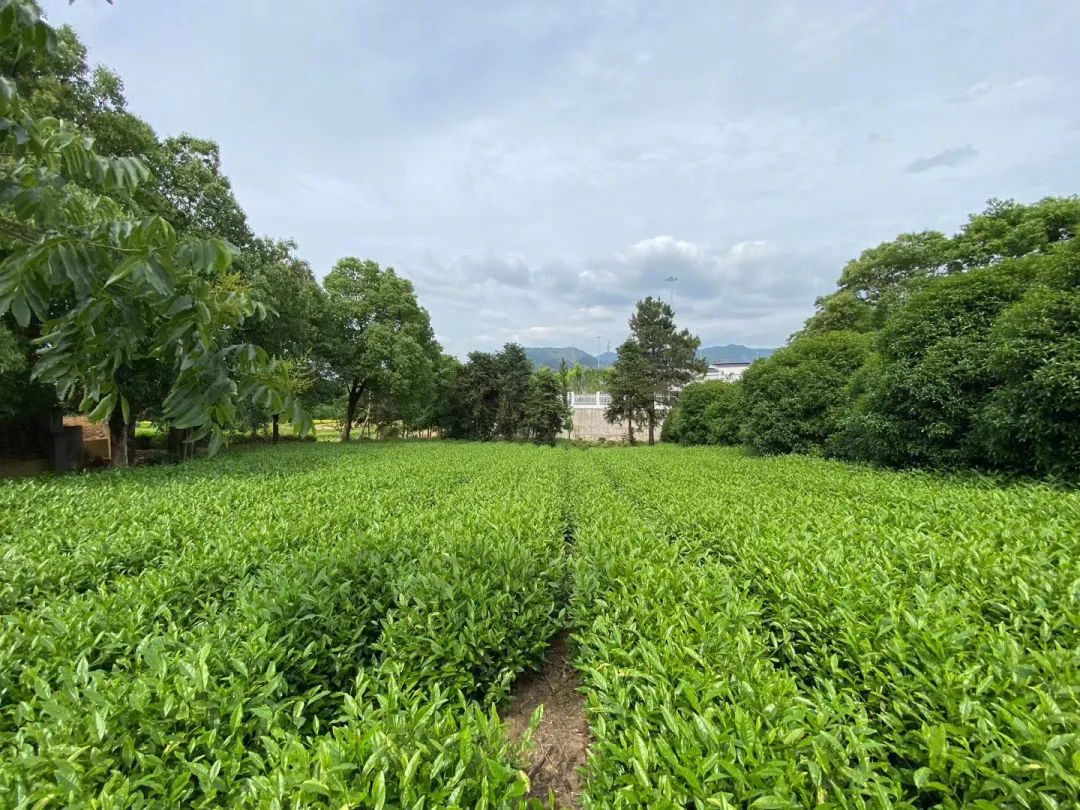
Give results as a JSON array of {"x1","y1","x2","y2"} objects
[{"x1": 567, "y1": 407, "x2": 648, "y2": 442}]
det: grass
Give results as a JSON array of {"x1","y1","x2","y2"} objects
[{"x1": 0, "y1": 442, "x2": 1076, "y2": 807}]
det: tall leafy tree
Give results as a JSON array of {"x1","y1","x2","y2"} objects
[
  {"x1": 428, "y1": 353, "x2": 468, "y2": 438},
  {"x1": 233, "y1": 237, "x2": 326, "y2": 441},
  {"x1": 604, "y1": 338, "x2": 651, "y2": 444},
  {"x1": 741, "y1": 331, "x2": 874, "y2": 456},
  {"x1": 495, "y1": 342, "x2": 531, "y2": 440},
  {"x1": 626, "y1": 297, "x2": 706, "y2": 444},
  {"x1": 0, "y1": 1, "x2": 309, "y2": 465},
  {"x1": 523, "y1": 367, "x2": 570, "y2": 445},
  {"x1": 557, "y1": 357, "x2": 570, "y2": 404},
  {"x1": 802, "y1": 198, "x2": 1080, "y2": 339},
  {"x1": 149, "y1": 135, "x2": 252, "y2": 247},
  {"x1": 950, "y1": 196, "x2": 1080, "y2": 269},
  {"x1": 321, "y1": 258, "x2": 438, "y2": 441},
  {"x1": 458, "y1": 350, "x2": 500, "y2": 439}
]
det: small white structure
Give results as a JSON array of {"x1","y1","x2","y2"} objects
[{"x1": 702, "y1": 362, "x2": 751, "y2": 382}]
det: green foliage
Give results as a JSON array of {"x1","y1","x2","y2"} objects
[
  {"x1": 566, "y1": 362, "x2": 608, "y2": 394},
  {"x1": 623, "y1": 297, "x2": 706, "y2": 443},
  {"x1": 437, "y1": 343, "x2": 564, "y2": 443},
  {"x1": 149, "y1": 135, "x2": 252, "y2": 246},
  {"x1": 495, "y1": 343, "x2": 532, "y2": 441},
  {"x1": 321, "y1": 258, "x2": 438, "y2": 441},
  {"x1": 523, "y1": 367, "x2": 571, "y2": 445},
  {"x1": 849, "y1": 242, "x2": 1080, "y2": 474},
  {"x1": 0, "y1": 317, "x2": 50, "y2": 423},
  {"x1": 778, "y1": 196, "x2": 1080, "y2": 476},
  {"x1": 2, "y1": 441, "x2": 1078, "y2": 806},
  {"x1": 798, "y1": 288, "x2": 878, "y2": 336},
  {"x1": 950, "y1": 196, "x2": 1080, "y2": 269},
  {"x1": 0, "y1": 0, "x2": 310, "y2": 457},
  {"x1": 570, "y1": 446, "x2": 1080, "y2": 808},
  {"x1": 741, "y1": 331, "x2": 874, "y2": 456},
  {"x1": 604, "y1": 338, "x2": 651, "y2": 442},
  {"x1": 0, "y1": 442, "x2": 567, "y2": 806},
  {"x1": 804, "y1": 198, "x2": 1080, "y2": 336},
  {"x1": 977, "y1": 283, "x2": 1080, "y2": 473},
  {"x1": 661, "y1": 380, "x2": 743, "y2": 446}
]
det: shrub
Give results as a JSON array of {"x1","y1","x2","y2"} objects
[
  {"x1": 740, "y1": 332, "x2": 874, "y2": 456},
  {"x1": 847, "y1": 244, "x2": 1079, "y2": 474},
  {"x1": 662, "y1": 381, "x2": 743, "y2": 445}
]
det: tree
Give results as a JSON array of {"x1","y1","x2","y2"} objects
[
  {"x1": 321, "y1": 258, "x2": 438, "y2": 442},
  {"x1": 0, "y1": 2, "x2": 309, "y2": 465},
  {"x1": 425, "y1": 352, "x2": 467, "y2": 438},
  {"x1": 798, "y1": 289, "x2": 877, "y2": 336},
  {"x1": 950, "y1": 197, "x2": 1080, "y2": 269},
  {"x1": 661, "y1": 380, "x2": 744, "y2": 446},
  {"x1": 566, "y1": 362, "x2": 607, "y2": 394},
  {"x1": 836, "y1": 231, "x2": 951, "y2": 303},
  {"x1": 976, "y1": 279, "x2": 1080, "y2": 474},
  {"x1": 604, "y1": 338, "x2": 651, "y2": 444},
  {"x1": 495, "y1": 342, "x2": 531, "y2": 440},
  {"x1": 233, "y1": 237, "x2": 326, "y2": 442},
  {"x1": 846, "y1": 241, "x2": 1078, "y2": 474},
  {"x1": 149, "y1": 135, "x2": 252, "y2": 247},
  {"x1": 741, "y1": 332, "x2": 874, "y2": 456},
  {"x1": 457, "y1": 350, "x2": 500, "y2": 439},
  {"x1": 626, "y1": 297, "x2": 706, "y2": 444},
  {"x1": 523, "y1": 368, "x2": 570, "y2": 445}
]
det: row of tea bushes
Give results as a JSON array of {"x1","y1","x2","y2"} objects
[{"x1": 571, "y1": 447, "x2": 1080, "y2": 808}]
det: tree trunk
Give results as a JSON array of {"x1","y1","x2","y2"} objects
[
  {"x1": 108, "y1": 410, "x2": 129, "y2": 468},
  {"x1": 648, "y1": 410, "x2": 655, "y2": 445},
  {"x1": 167, "y1": 427, "x2": 181, "y2": 462},
  {"x1": 272, "y1": 414, "x2": 279, "y2": 444},
  {"x1": 627, "y1": 416, "x2": 634, "y2": 444},
  {"x1": 341, "y1": 381, "x2": 360, "y2": 442}
]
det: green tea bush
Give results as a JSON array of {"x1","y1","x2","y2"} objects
[
  {"x1": 3, "y1": 442, "x2": 1076, "y2": 807},
  {"x1": 570, "y1": 447, "x2": 1080, "y2": 808},
  {"x1": 0, "y1": 443, "x2": 567, "y2": 807}
]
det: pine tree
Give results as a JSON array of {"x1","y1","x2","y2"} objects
[
  {"x1": 627, "y1": 298, "x2": 707, "y2": 444},
  {"x1": 604, "y1": 338, "x2": 651, "y2": 444}
]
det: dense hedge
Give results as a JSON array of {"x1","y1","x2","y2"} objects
[
  {"x1": 663, "y1": 197, "x2": 1080, "y2": 477},
  {"x1": 848, "y1": 241, "x2": 1080, "y2": 475},
  {"x1": 740, "y1": 331, "x2": 874, "y2": 456},
  {"x1": 661, "y1": 380, "x2": 742, "y2": 445}
]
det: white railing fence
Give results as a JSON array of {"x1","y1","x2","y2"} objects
[{"x1": 567, "y1": 392, "x2": 612, "y2": 408}]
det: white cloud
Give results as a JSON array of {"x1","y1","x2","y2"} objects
[
  {"x1": 573, "y1": 305, "x2": 615, "y2": 321},
  {"x1": 38, "y1": 0, "x2": 1080, "y2": 357}
]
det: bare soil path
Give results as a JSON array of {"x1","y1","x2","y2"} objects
[{"x1": 502, "y1": 629, "x2": 589, "y2": 809}]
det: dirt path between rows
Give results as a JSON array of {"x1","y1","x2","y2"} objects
[{"x1": 502, "y1": 629, "x2": 589, "y2": 808}]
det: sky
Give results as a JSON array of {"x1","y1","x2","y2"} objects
[{"x1": 41, "y1": 1, "x2": 1080, "y2": 357}]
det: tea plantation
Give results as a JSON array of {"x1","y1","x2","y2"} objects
[{"x1": 0, "y1": 443, "x2": 1077, "y2": 808}]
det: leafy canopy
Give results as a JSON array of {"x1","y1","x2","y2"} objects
[{"x1": 0, "y1": 0, "x2": 309, "y2": 452}]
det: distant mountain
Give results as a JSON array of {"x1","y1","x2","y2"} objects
[
  {"x1": 697, "y1": 344, "x2": 775, "y2": 363},
  {"x1": 524, "y1": 346, "x2": 600, "y2": 370},
  {"x1": 525, "y1": 344, "x2": 774, "y2": 369}
]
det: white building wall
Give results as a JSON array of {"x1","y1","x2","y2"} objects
[{"x1": 702, "y1": 362, "x2": 751, "y2": 382}]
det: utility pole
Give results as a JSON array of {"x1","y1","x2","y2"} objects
[{"x1": 665, "y1": 276, "x2": 678, "y2": 310}]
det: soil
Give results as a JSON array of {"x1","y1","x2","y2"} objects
[{"x1": 502, "y1": 629, "x2": 589, "y2": 809}]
